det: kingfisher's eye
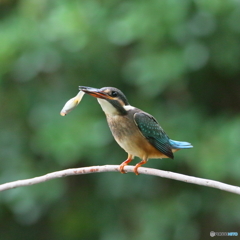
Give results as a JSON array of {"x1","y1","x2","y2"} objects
[{"x1": 110, "y1": 91, "x2": 118, "y2": 97}]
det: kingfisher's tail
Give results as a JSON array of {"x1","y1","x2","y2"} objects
[{"x1": 169, "y1": 139, "x2": 193, "y2": 149}]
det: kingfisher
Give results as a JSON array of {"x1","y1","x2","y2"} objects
[{"x1": 79, "y1": 86, "x2": 193, "y2": 175}]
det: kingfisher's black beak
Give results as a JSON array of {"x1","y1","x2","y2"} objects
[{"x1": 79, "y1": 86, "x2": 112, "y2": 99}]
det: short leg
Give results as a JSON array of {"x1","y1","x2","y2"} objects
[
  {"x1": 133, "y1": 159, "x2": 148, "y2": 175},
  {"x1": 119, "y1": 154, "x2": 133, "y2": 174}
]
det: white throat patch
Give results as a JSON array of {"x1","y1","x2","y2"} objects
[
  {"x1": 97, "y1": 99, "x2": 118, "y2": 115},
  {"x1": 97, "y1": 99, "x2": 135, "y2": 116}
]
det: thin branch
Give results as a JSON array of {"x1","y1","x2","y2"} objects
[{"x1": 0, "y1": 165, "x2": 239, "y2": 194}]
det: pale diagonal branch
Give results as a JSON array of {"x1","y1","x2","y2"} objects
[{"x1": 0, "y1": 165, "x2": 239, "y2": 195}]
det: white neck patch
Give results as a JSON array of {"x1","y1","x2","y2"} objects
[{"x1": 124, "y1": 105, "x2": 135, "y2": 111}]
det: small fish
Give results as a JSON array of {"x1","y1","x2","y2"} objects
[{"x1": 60, "y1": 91, "x2": 85, "y2": 116}]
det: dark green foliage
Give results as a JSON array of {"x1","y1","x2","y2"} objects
[{"x1": 1, "y1": 0, "x2": 240, "y2": 239}]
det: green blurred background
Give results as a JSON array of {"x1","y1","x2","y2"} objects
[{"x1": 0, "y1": 0, "x2": 240, "y2": 239}]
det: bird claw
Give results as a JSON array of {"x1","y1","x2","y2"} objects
[
  {"x1": 133, "y1": 159, "x2": 147, "y2": 175},
  {"x1": 119, "y1": 155, "x2": 133, "y2": 174},
  {"x1": 119, "y1": 164, "x2": 127, "y2": 174},
  {"x1": 119, "y1": 157, "x2": 146, "y2": 175},
  {"x1": 133, "y1": 166, "x2": 140, "y2": 175},
  {"x1": 119, "y1": 164, "x2": 139, "y2": 175}
]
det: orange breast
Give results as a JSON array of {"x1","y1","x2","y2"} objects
[{"x1": 106, "y1": 115, "x2": 172, "y2": 160}]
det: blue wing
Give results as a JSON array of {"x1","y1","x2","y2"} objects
[{"x1": 134, "y1": 112, "x2": 174, "y2": 159}]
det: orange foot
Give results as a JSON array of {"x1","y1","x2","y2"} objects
[
  {"x1": 133, "y1": 159, "x2": 147, "y2": 175},
  {"x1": 119, "y1": 155, "x2": 132, "y2": 174}
]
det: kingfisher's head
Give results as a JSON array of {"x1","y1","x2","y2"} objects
[{"x1": 79, "y1": 86, "x2": 133, "y2": 116}]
